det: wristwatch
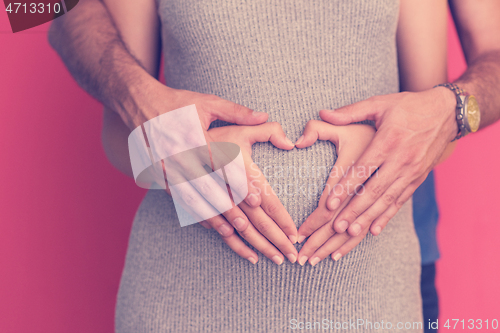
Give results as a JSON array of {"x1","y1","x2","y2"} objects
[{"x1": 435, "y1": 83, "x2": 481, "y2": 141}]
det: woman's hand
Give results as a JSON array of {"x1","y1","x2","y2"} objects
[
  {"x1": 204, "y1": 123, "x2": 299, "y2": 265},
  {"x1": 293, "y1": 120, "x2": 376, "y2": 266}
]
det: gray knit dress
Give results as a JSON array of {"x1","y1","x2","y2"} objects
[{"x1": 115, "y1": 0, "x2": 423, "y2": 332}]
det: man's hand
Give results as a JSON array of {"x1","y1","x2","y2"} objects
[{"x1": 317, "y1": 87, "x2": 457, "y2": 238}]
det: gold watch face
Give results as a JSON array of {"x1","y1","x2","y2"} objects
[{"x1": 467, "y1": 95, "x2": 480, "y2": 133}]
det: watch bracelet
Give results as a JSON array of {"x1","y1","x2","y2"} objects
[{"x1": 434, "y1": 83, "x2": 467, "y2": 141}]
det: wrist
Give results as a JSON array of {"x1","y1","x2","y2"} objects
[
  {"x1": 101, "y1": 42, "x2": 162, "y2": 129},
  {"x1": 114, "y1": 67, "x2": 165, "y2": 130},
  {"x1": 434, "y1": 86, "x2": 460, "y2": 142},
  {"x1": 434, "y1": 82, "x2": 481, "y2": 141},
  {"x1": 126, "y1": 71, "x2": 164, "y2": 124}
]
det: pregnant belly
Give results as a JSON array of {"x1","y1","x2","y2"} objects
[{"x1": 251, "y1": 140, "x2": 337, "y2": 227}]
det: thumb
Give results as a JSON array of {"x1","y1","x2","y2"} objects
[
  {"x1": 209, "y1": 99, "x2": 269, "y2": 125},
  {"x1": 295, "y1": 120, "x2": 343, "y2": 148},
  {"x1": 319, "y1": 100, "x2": 378, "y2": 125},
  {"x1": 247, "y1": 122, "x2": 295, "y2": 150}
]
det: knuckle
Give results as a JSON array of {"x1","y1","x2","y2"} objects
[
  {"x1": 348, "y1": 206, "x2": 363, "y2": 219},
  {"x1": 197, "y1": 180, "x2": 211, "y2": 196},
  {"x1": 312, "y1": 119, "x2": 323, "y2": 128},
  {"x1": 301, "y1": 219, "x2": 318, "y2": 234},
  {"x1": 319, "y1": 209, "x2": 335, "y2": 222},
  {"x1": 305, "y1": 120, "x2": 318, "y2": 130},
  {"x1": 301, "y1": 224, "x2": 315, "y2": 236},
  {"x1": 281, "y1": 224, "x2": 296, "y2": 235},
  {"x1": 385, "y1": 134, "x2": 401, "y2": 150},
  {"x1": 237, "y1": 227, "x2": 250, "y2": 238},
  {"x1": 255, "y1": 220, "x2": 272, "y2": 233},
  {"x1": 361, "y1": 213, "x2": 376, "y2": 228},
  {"x1": 205, "y1": 94, "x2": 219, "y2": 103},
  {"x1": 268, "y1": 122, "x2": 283, "y2": 134},
  {"x1": 401, "y1": 148, "x2": 420, "y2": 167},
  {"x1": 233, "y1": 102, "x2": 243, "y2": 115},
  {"x1": 367, "y1": 95, "x2": 381, "y2": 103},
  {"x1": 370, "y1": 184, "x2": 385, "y2": 198},
  {"x1": 408, "y1": 169, "x2": 422, "y2": 182},
  {"x1": 382, "y1": 193, "x2": 396, "y2": 205},
  {"x1": 269, "y1": 121, "x2": 280, "y2": 129},
  {"x1": 395, "y1": 198, "x2": 406, "y2": 208},
  {"x1": 264, "y1": 201, "x2": 280, "y2": 216},
  {"x1": 359, "y1": 226, "x2": 370, "y2": 237},
  {"x1": 181, "y1": 192, "x2": 196, "y2": 206},
  {"x1": 411, "y1": 163, "x2": 428, "y2": 179}
]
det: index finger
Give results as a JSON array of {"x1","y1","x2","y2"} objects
[{"x1": 324, "y1": 136, "x2": 386, "y2": 223}]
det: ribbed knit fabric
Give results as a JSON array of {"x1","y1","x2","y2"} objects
[{"x1": 115, "y1": 1, "x2": 423, "y2": 332}]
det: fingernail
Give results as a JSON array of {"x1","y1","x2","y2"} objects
[
  {"x1": 309, "y1": 257, "x2": 320, "y2": 267},
  {"x1": 248, "y1": 257, "x2": 257, "y2": 264},
  {"x1": 233, "y1": 217, "x2": 246, "y2": 231},
  {"x1": 328, "y1": 197, "x2": 341, "y2": 210},
  {"x1": 272, "y1": 255, "x2": 283, "y2": 265},
  {"x1": 350, "y1": 223, "x2": 361, "y2": 236},
  {"x1": 285, "y1": 137, "x2": 295, "y2": 147},
  {"x1": 372, "y1": 226, "x2": 382, "y2": 235},
  {"x1": 218, "y1": 223, "x2": 231, "y2": 236},
  {"x1": 295, "y1": 135, "x2": 304, "y2": 145},
  {"x1": 298, "y1": 256, "x2": 308, "y2": 266},
  {"x1": 297, "y1": 235, "x2": 306, "y2": 244},
  {"x1": 247, "y1": 194, "x2": 259, "y2": 207},
  {"x1": 252, "y1": 110, "x2": 267, "y2": 116},
  {"x1": 333, "y1": 253, "x2": 342, "y2": 261},
  {"x1": 288, "y1": 235, "x2": 297, "y2": 244},
  {"x1": 338, "y1": 220, "x2": 349, "y2": 233},
  {"x1": 286, "y1": 253, "x2": 297, "y2": 263}
]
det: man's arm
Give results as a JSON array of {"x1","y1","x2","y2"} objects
[
  {"x1": 49, "y1": 0, "x2": 301, "y2": 264},
  {"x1": 297, "y1": 0, "x2": 455, "y2": 260},
  {"x1": 48, "y1": 0, "x2": 156, "y2": 129},
  {"x1": 450, "y1": 0, "x2": 500, "y2": 129},
  {"x1": 317, "y1": 0, "x2": 500, "y2": 237}
]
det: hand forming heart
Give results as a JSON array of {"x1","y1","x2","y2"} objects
[{"x1": 205, "y1": 120, "x2": 376, "y2": 266}]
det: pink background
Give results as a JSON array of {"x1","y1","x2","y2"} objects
[{"x1": 1, "y1": 11, "x2": 499, "y2": 333}]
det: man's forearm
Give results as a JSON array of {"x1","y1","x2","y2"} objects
[
  {"x1": 454, "y1": 50, "x2": 500, "y2": 130},
  {"x1": 48, "y1": 0, "x2": 152, "y2": 128}
]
